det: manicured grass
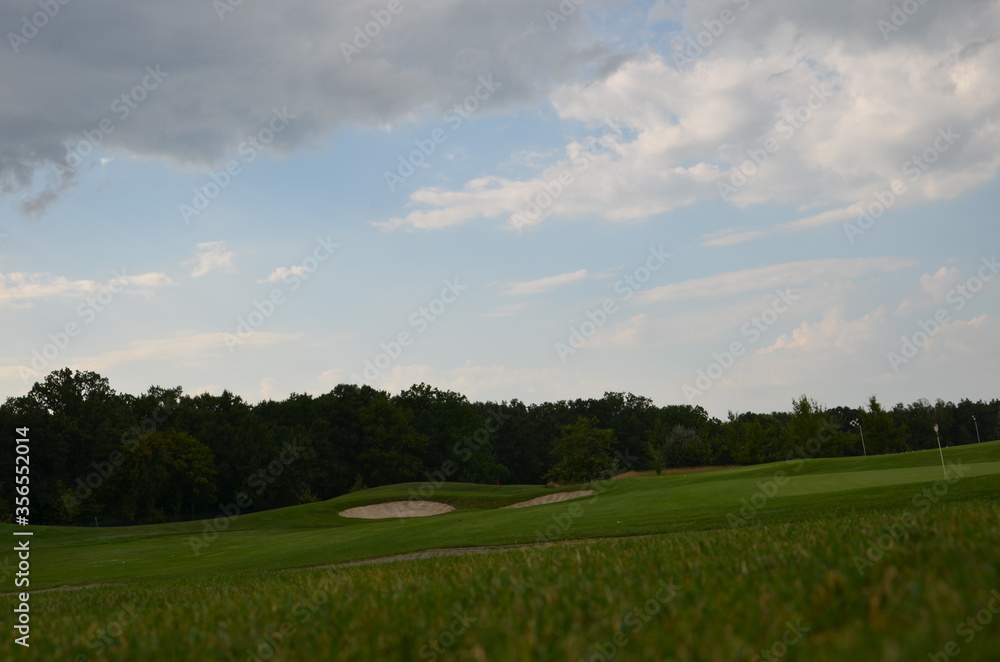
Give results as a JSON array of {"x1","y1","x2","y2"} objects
[
  {"x1": 4, "y1": 441, "x2": 998, "y2": 589},
  {"x1": 1, "y1": 440, "x2": 998, "y2": 660},
  {"x1": 13, "y1": 468, "x2": 997, "y2": 590},
  {"x1": 5, "y1": 498, "x2": 1000, "y2": 661}
]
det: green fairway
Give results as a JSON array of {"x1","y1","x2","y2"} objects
[{"x1": 3, "y1": 440, "x2": 999, "y2": 660}]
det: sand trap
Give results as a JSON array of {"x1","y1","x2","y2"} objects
[
  {"x1": 501, "y1": 489, "x2": 595, "y2": 509},
  {"x1": 339, "y1": 500, "x2": 455, "y2": 519}
]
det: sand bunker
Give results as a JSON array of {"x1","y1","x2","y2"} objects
[
  {"x1": 501, "y1": 489, "x2": 595, "y2": 509},
  {"x1": 339, "y1": 500, "x2": 455, "y2": 519}
]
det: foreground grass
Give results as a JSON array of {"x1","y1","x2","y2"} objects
[{"x1": 6, "y1": 497, "x2": 1000, "y2": 661}]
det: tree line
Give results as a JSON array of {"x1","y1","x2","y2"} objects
[{"x1": 0, "y1": 368, "x2": 995, "y2": 526}]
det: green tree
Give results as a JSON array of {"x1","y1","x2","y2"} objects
[
  {"x1": 480, "y1": 399, "x2": 548, "y2": 484},
  {"x1": 734, "y1": 419, "x2": 766, "y2": 465},
  {"x1": 662, "y1": 425, "x2": 709, "y2": 467},
  {"x1": 862, "y1": 395, "x2": 908, "y2": 454},
  {"x1": 108, "y1": 430, "x2": 217, "y2": 522},
  {"x1": 6, "y1": 369, "x2": 132, "y2": 522},
  {"x1": 589, "y1": 392, "x2": 658, "y2": 464},
  {"x1": 786, "y1": 395, "x2": 824, "y2": 450},
  {"x1": 358, "y1": 394, "x2": 430, "y2": 486},
  {"x1": 395, "y1": 383, "x2": 508, "y2": 484},
  {"x1": 544, "y1": 416, "x2": 618, "y2": 484},
  {"x1": 646, "y1": 419, "x2": 669, "y2": 475}
]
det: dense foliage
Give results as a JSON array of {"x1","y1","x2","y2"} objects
[{"x1": 1, "y1": 368, "x2": 996, "y2": 525}]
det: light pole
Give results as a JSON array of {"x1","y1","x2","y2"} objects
[
  {"x1": 934, "y1": 423, "x2": 947, "y2": 478},
  {"x1": 850, "y1": 418, "x2": 867, "y2": 457},
  {"x1": 972, "y1": 415, "x2": 981, "y2": 444}
]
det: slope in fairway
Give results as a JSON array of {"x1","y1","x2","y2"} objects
[{"x1": 6, "y1": 440, "x2": 999, "y2": 592}]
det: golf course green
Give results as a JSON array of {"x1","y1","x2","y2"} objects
[{"x1": 4, "y1": 440, "x2": 999, "y2": 660}]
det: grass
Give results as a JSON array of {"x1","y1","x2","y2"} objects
[{"x1": 2, "y1": 440, "x2": 999, "y2": 660}]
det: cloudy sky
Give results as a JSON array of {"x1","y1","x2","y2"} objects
[{"x1": 1, "y1": 0, "x2": 998, "y2": 417}]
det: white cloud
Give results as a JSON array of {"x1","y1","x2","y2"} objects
[
  {"x1": 480, "y1": 303, "x2": 530, "y2": 319},
  {"x1": 259, "y1": 265, "x2": 309, "y2": 284},
  {"x1": 351, "y1": 361, "x2": 561, "y2": 400},
  {"x1": 896, "y1": 266, "x2": 965, "y2": 315},
  {"x1": 0, "y1": 365, "x2": 28, "y2": 382},
  {"x1": 0, "y1": 273, "x2": 99, "y2": 307},
  {"x1": 923, "y1": 314, "x2": 1000, "y2": 361},
  {"x1": 123, "y1": 272, "x2": 175, "y2": 289},
  {"x1": 634, "y1": 257, "x2": 914, "y2": 305},
  {"x1": 586, "y1": 278, "x2": 862, "y2": 352},
  {"x1": 189, "y1": 242, "x2": 236, "y2": 278},
  {"x1": 699, "y1": 229, "x2": 766, "y2": 247},
  {"x1": 0, "y1": 270, "x2": 173, "y2": 308},
  {"x1": 782, "y1": 206, "x2": 860, "y2": 231},
  {"x1": 919, "y1": 267, "x2": 965, "y2": 300},
  {"x1": 69, "y1": 332, "x2": 297, "y2": 371},
  {"x1": 317, "y1": 369, "x2": 345, "y2": 389},
  {"x1": 445, "y1": 361, "x2": 560, "y2": 395},
  {"x1": 587, "y1": 298, "x2": 782, "y2": 351},
  {"x1": 258, "y1": 377, "x2": 277, "y2": 401},
  {"x1": 497, "y1": 269, "x2": 589, "y2": 296},
  {"x1": 586, "y1": 313, "x2": 651, "y2": 349},
  {"x1": 762, "y1": 307, "x2": 887, "y2": 354},
  {"x1": 885, "y1": 314, "x2": 1000, "y2": 381},
  {"x1": 378, "y1": 2, "x2": 1000, "y2": 232}
]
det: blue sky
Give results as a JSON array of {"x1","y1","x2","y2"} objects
[{"x1": 1, "y1": 0, "x2": 998, "y2": 417}]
